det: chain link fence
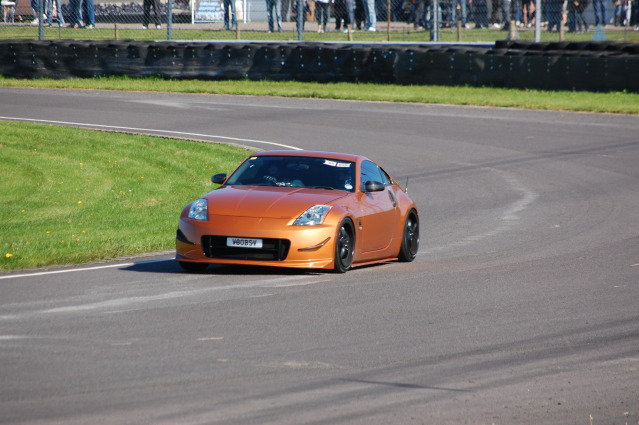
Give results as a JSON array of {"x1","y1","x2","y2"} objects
[{"x1": 1, "y1": 0, "x2": 638, "y2": 42}]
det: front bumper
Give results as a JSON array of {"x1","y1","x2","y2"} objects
[{"x1": 176, "y1": 214, "x2": 337, "y2": 270}]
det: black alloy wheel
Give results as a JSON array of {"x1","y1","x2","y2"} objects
[
  {"x1": 334, "y1": 219, "x2": 354, "y2": 273},
  {"x1": 398, "y1": 210, "x2": 419, "y2": 262}
]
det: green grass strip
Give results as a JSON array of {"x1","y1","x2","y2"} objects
[
  {"x1": 0, "y1": 121, "x2": 251, "y2": 271},
  {"x1": 2, "y1": 76, "x2": 638, "y2": 114}
]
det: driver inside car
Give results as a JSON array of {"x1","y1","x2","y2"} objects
[{"x1": 262, "y1": 163, "x2": 304, "y2": 187}]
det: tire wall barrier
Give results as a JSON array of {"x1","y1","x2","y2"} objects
[{"x1": 1, "y1": 40, "x2": 637, "y2": 92}]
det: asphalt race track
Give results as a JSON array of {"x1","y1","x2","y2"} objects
[{"x1": 1, "y1": 88, "x2": 638, "y2": 425}]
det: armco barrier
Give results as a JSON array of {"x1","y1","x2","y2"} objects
[{"x1": 0, "y1": 40, "x2": 637, "y2": 92}]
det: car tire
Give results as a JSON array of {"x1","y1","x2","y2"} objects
[
  {"x1": 398, "y1": 209, "x2": 419, "y2": 262},
  {"x1": 333, "y1": 219, "x2": 354, "y2": 273},
  {"x1": 178, "y1": 261, "x2": 209, "y2": 272}
]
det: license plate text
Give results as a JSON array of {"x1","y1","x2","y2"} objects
[{"x1": 227, "y1": 237, "x2": 263, "y2": 248}]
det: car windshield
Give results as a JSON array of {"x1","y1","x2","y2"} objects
[{"x1": 226, "y1": 156, "x2": 356, "y2": 192}]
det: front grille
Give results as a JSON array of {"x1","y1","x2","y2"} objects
[{"x1": 202, "y1": 236, "x2": 290, "y2": 261}]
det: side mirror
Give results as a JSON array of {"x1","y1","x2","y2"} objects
[
  {"x1": 364, "y1": 181, "x2": 385, "y2": 192},
  {"x1": 211, "y1": 173, "x2": 227, "y2": 185}
]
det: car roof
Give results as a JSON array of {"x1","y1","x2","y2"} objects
[{"x1": 253, "y1": 150, "x2": 368, "y2": 163}]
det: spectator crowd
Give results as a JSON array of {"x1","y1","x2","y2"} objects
[{"x1": 10, "y1": 0, "x2": 639, "y2": 32}]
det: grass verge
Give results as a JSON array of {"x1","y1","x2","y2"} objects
[
  {"x1": 0, "y1": 121, "x2": 251, "y2": 271},
  {"x1": 2, "y1": 76, "x2": 639, "y2": 114}
]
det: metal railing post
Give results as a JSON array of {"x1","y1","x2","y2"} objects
[
  {"x1": 534, "y1": 0, "x2": 541, "y2": 41},
  {"x1": 297, "y1": 0, "x2": 303, "y2": 40},
  {"x1": 430, "y1": 0, "x2": 439, "y2": 41},
  {"x1": 167, "y1": 0, "x2": 173, "y2": 40},
  {"x1": 387, "y1": 0, "x2": 391, "y2": 41},
  {"x1": 38, "y1": 0, "x2": 44, "y2": 40},
  {"x1": 456, "y1": 2, "x2": 461, "y2": 41}
]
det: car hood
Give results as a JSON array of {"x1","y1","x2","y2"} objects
[{"x1": 204, "y1": 186, "x2": 349, "y2": 219}]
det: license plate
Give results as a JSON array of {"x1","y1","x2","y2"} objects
[{"x1": 227, "y1": 237, "x2": 263, "y2": 249}]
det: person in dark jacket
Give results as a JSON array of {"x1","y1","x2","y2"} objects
[
  {"x1": 567, "y1": 0, "x2": 589, "y2": 31},
  {"x1": 142, "y1": 0, "x2": 162, "y2": 28}
]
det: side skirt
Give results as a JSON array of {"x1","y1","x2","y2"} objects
[{"x1": 351, "y1": 257, "x2": 398, "y2": 269}]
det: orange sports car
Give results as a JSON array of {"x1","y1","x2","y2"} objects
[{"x1": 176, "y1": 150, "x2": 419, "y2": 273}]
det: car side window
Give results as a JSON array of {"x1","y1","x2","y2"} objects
[
  {"x1": 360, "y1": 160, "x2": 385, "y2": 191},
  {"x1": 378, "y1": 167, "x2": 392, "y2": 185}
]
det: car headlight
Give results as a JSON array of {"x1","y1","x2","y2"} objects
[
  {"x1": 188, "y1": 199, "x2": 208, "y2": 221},
  {"x1": 294, "y1": 205, "x2": 332, "y2": 226}
]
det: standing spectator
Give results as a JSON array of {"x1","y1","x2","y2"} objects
[
  {"x1": 411, "y1": 0, "x2": 425, "y2": 29},
  {"x1": 590, "y1": 0, "x2": 605, "y2": 24},
  {"x1": 223, "y1": 0, "x2": 236, "y2": 29},
  {"x1": 343, "y1": 0, "x2": 355, "y2": 26},
  {"x1": 45, "y1": 0, "x2": 64, "y2": 25},
  {"x1": 452, "y1": 0, "x2": 468, "y2": 27},
  {"x1": 501, "y1": 0, "x2": 512, "y2": 29},
  {"x1": 142, "y1": 0, "x2": 161, "y2": 29},
  {"x1": 281, "y1": 0, "x2": 291, "y2": 20},
  {"x1": 315, "y1": 0, "x2": 331, "y2": 31},
  {"x1": 546, "y1": 0, "x2": 561, "y2": 30},
  {"x1": 334, "y1": 0, "x2": 355, "y2": 30},
  {"x1": 30, "y1": 0, "x2": 42, "y2": 24},
  {"x1": 441, "y1": 0, "x2": 453, "y2": 25},
  {"x1": 355, "y1": 0, "x2": 366, "y2": 27},
  {"x1": 334, "y1": 0, "x2": 346, "y2": 30},
  {"x1": 567, "y1": 0, "x2": 588, "y2": 31},
  {"x1": 67, "y1": 0, "x2": 79, "y2": 27},
  {"x1": 522, "y1": 0, "x2": 534, "y2": 26},
  {"x1": 265, "y1": 0, "x2": 283, "y2": 31},
  {"x1": 68, "y1": 0, "x2": 93, "y2": 27},
  {"x1": 293, "y1": 0, "x2": 309, "y2": 30},
  {"x1": 613, "y1": 0, "x2": 630, "y2": 25},
  {"x1": 362, "y1": 0, "x2": 376, "y2": 30},
  {"x1": 490, "y1": 0, "x2": 502, "y2": 26},
  {"x1": 473, "y1": 0, "x2": 489, "y2": 26},
  {"x1": 84, "y1": 0, "x2": 94, "y2": 27}
]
